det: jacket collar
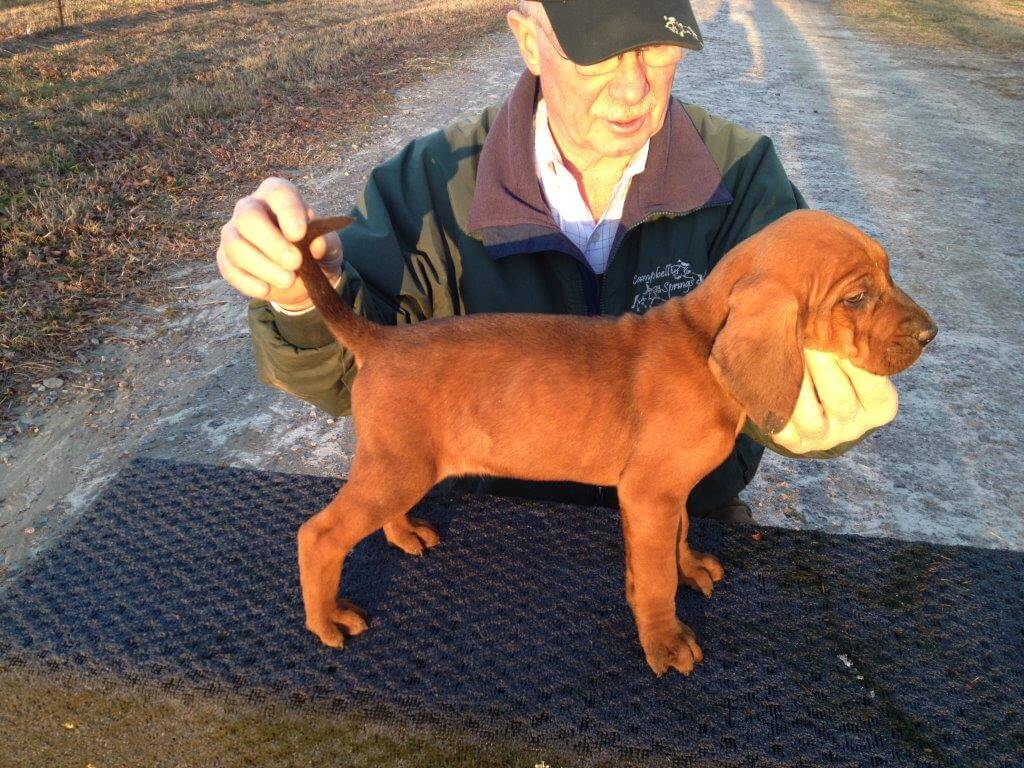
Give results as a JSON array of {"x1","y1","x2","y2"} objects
[{"x1": 467, "y1": 71, "x2": 733, "y2": 258}]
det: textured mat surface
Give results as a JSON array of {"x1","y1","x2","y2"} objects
[{"x1": 0, "y1": 458, "x2": 1021, "y2": 767}]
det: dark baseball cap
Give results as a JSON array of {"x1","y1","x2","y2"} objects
[{"x1": 538, "y1": 0, "x2": 704, "y2": 65}]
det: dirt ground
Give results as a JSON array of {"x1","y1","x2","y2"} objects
[{"x1": 1, "y1": 0, "x2": 1022, "y2": 581}]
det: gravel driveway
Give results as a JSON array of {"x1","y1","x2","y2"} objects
[{"x1": 2, "y1": 0, "x2": 1021, "y2": 576}]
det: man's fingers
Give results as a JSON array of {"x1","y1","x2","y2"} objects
[
  {"x1": 223, "y1": 225, "x2": 296, "y2": 289},
  {"x1": 217, "y1": 245, "x2": 269, "y2": 299},
  {"x1": 772, "y1": 421, "x2": 803, "y2": 452},
  {"x1": 789, "y1": 367, "x2": 828, "y2": 440},
  {"x1": 303, "y1": 206, "x2": 333, "y2": 262},
  {"x1": 838, "y1": 359, "x2": 899, "y2": 426},
  {"x1": 805, "y1": 349, "x2": 858, "y2": 423},
  {"x1": 308, "y1": 231, "x2": 337, "y2": 261},
  {"x1": 254, "y1": 177, "x2": 308, "y2": 243},
  {"x1": 769, "y1": 354, "x2": 900, "y2": 455},
  {"x1": 233, "y1": 197, "x2": 303, "y2": 271},
  {"x1": 838, "y1": 359, "x2": 894, "y2": 406}
]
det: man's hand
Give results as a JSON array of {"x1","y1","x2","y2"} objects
[
  {"x1": 772, "y1": 349, "x2": 899, "y2": 454},
  {"x1": 217, "y1": 177, "x2": 343, "y2": 311}
]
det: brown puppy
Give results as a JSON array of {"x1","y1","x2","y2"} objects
[{"x1": 293, "y1": 209, "x2": 937, "y2": 676}]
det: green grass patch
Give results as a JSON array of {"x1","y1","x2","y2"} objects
[{"x1": 1, "y1": 665, "x2": 590, "y2": 767}]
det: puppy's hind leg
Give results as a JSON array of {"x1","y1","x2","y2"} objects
[
  {"x1": 383, "y1": 513, "x2": 440, "y2": 556},
  {"x1": 297, "y1": 455, "x2": 436, "y2": 649}
]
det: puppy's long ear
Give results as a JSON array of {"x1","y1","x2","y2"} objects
[{"x1": 709, "y1": 277, "x2": 804, "y2": 435}]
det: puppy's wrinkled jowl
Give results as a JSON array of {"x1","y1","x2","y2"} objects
[{"x1": 293, "y1": 209, "x2": 936, "y2": 676}]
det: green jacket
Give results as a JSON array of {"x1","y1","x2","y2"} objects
[{"x1": 249, "y1": 71, "x2": 818, "y2": 513}]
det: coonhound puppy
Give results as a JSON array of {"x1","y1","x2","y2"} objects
[{"x1": 291, "y1": 209, "x2": 937, "y2": 676}]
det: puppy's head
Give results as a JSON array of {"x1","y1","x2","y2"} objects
[{"x1": 710, "y1": 209, "x2": 937, "y2": 434}]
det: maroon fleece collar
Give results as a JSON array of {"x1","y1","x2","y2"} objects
[{"x1": 466, "y1": 70, "x2": 732, "y2": 254}]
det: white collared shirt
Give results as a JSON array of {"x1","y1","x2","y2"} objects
[
  {"x1": 273, "y1": 97, "x2": 650, "y2": 315},
  {"x1": 533, "y1": 97, "x2": 649, "y2": 275}
]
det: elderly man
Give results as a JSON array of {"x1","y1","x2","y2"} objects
[{"x1": 217, "y1": 0, "x2": 898, "y2": 522}]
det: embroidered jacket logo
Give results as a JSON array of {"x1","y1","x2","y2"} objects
[
  {"x1": 631, "y1": 259, "x2": 703, "y2": 313},
  {"x1": 663, "y1": 16, "x2": 699, "y2": 42}
]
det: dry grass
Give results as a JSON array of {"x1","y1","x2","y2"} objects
[
  {"x1": 831, "y1": 0, "x2": 1024, "y2": 54},
  {"x1": 0, "y1": 0, "x2": 510, "y2": 425}
]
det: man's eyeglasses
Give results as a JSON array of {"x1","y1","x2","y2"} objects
[{"x1": 535, "y1": 22, "x2": 683, "y2": 77}]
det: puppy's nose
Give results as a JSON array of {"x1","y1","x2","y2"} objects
[{"x1": 916, "y1": 322, "x2": 938, "y2": 346}]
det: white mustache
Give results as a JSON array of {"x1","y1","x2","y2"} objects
[{"x1": 594, "y1": 93, "x2": 658, "y2": 122}]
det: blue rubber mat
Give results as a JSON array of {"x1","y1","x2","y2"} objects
[{"x1": 0, "y1": 458, "x2": 1021, "y2": 767}]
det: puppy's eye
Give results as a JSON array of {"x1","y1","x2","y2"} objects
[{"x1": 843, "y1": 291, "x2": 867, "y2": 306}]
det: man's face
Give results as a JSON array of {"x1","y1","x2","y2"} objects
[{"x1": 509, "y1": 5, "x2": 681, "y2": 162}]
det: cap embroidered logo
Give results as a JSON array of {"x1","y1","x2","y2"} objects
[{"x1": 664, "y1": 15, "x2": 699, "y2": 42}]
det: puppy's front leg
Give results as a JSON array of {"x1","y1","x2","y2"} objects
[{"x1": 620, "y1": 491, "x2": 704, "y2": 676}]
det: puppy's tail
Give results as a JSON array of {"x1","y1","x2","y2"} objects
[{"x1": 294, "y1": 215, "x2": 381, "y2": 366}]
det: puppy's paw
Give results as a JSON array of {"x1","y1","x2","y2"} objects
[
  {"x1": 383, "y1": 515, "x2": 441, "y2": 556},
  {"x1": 641, "y1": 620, "x2": 704, "y2": 677},
  {"x1": 678, "y1": 549, "x2": 725, "y2": 597},
  {"x1": 306, "y1": 598, "x2": 368, "y2": 649}
]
